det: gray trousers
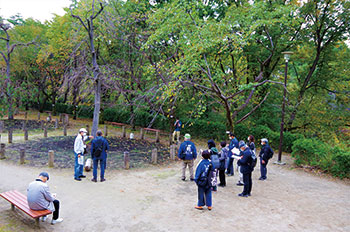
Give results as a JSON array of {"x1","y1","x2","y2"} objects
[{"x1": 182, "y1": 159, "x2": 194, "y2": 179}]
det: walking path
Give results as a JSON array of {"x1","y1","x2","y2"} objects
[{"x1": 0, "y1": 155, "x2": 349, "y2": 232}]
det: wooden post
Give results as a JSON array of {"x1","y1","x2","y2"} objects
[
  {"x1": 65, "y1": 114, "x2": 69, "y2": 126},
  {"x1": 48, "y1": 150, "x2": 54, "y2": 167},
  {"x1": 63, "y1": 125, "x2": 67, "y2": 136},
  {"x1": 24, "y1": 112, "x2": 28, "y2": 120},
  {"x1": 124, "y1": 151, "x2": 130, "y2": 169},
  {"x1": 59, "y1": 113, "x2": 63, "y2": 122},
  {"x1": 0, "y1": 121, "x2": 3, "y2": 133},
  {"x1": 169, "y1": 133, "x2": 172, "y2": 146},
  {"x1": 0, "y1": 143, "x2": 5, "y2": 159},
  {"x1": 170, "y1": 145, "x2": 176, "y2": 161},
  {"x1": 24, "y1": 129, "x2": 28, "y2": 141},
  {"x1": 22, "y1": 121, "x2": 26, "y2": 130},
  {"x1": 86, "y1": 125, "x2": 90, "y2": 136},
  {"x1": 37, "y1": 112, "x2": 40, "y2": 120},
  {"x1": 140, "y1": 128, "x2": 144, "y2": 139},
  {"x1": 156, "y1": 131, "x2": 160, "y2": 143},
  {"x1": 44, "y1": 127, "x2": 47, "y2": 138},
  {"x1": 40, "y1": 120, "x2": 44, "y2": 130},
  {"x1": 20, "y1": 148, "x2": 25, "y2": 164},
  {"x1": 151, "y1": 148, "x2": 158, "y2": 164},
  {"x1": 8, "y1": 130, "x2": 12, "y2": 144},
  {"x1": 55, "y1": 119, "x2": 59, "y2": 129},
  {"x1": 122, "y1": 126, "x2": 126, "y2": 138},
  {"x1": 48, "y1": 112, "x2": 52, "y2": 122},
  {"x1": 104, "y1": 125, "x2": 108, "y2": 137}
]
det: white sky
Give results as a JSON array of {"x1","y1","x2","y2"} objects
[{"x1": 0, "y1": 0, "x2": 72, "y2": 22}]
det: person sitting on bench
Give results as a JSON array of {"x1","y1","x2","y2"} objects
[{"x1": 27, "y1": 172, "x2": 63, "y2": 225}]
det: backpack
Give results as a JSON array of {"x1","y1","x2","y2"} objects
[
  {"x1": 210, "y1": 152, "x2": 220, "y2": 169},
  {"x1": 183, "y1": 144, "x2": 193, "y2": 159},
  {"x1": 250, "y1": 150, "x2": 257, "y2": 169},
  {"x1": 93, "y1": 140, "x2": 103, "y2": 158},
  {"x1": 196, "y1": 163, "x2": 212, "y2": 188},
  {"x1": 266, "y1": 147, "x2": 274, "y2": 160}
]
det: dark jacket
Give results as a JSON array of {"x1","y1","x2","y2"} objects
[
  {"x1": 228, "y1": 137, "x2": 239, "y2": 158},
  {"x1": 91, "y1": 136, "x2": 109, "y2": 160},
  {"x1": 259, "y1": 143, "x2": 273, "y2": 164},
  {"x1": 237, "y1": 147, "x2": 253, "y2": 174},
  {"x1": 195, "y1": 159, "x2": 211, "y2": 182},
  {"x1": 249, "y1": 142, "x2": 255, "y2": 153},
  {"x1": 174, "y1": 120, "x2": 182, "y2": 131},
  {"x1": 178, "y1": 140, "x2": 197, "y2": 160}
]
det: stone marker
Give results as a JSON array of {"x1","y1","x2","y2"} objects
[
  {"x1": 170, "y1": 145, "x2": 176, "y2": 161},
  {"x1": 152, "y1": 148, "x2": 158, "y2": 164},
  {"x1": 48, "y1": 150, "x2": 54, "y2": 167},
  {"x1": 8, "y1": 130, "x2": 12, "y2": 144},
  {"x1": 55, "y1": 119, "x2": 59, "y2": 129},
  {"x1": 0, "y1": 143, "x2": 5, "y2": 159},
  {"x1": 59, "y1": 113, "x2": 63, "y2": 122},
  {"x1": 124, "y1": 151, "x2": 130, "y2": 169},
  {"x1": 20, "y1": 148, "x2": 25, "y2": 164}
]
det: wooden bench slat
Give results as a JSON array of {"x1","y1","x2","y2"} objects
[{"x1": 0, "y1": 190, "x2": 52, "y2": 219}]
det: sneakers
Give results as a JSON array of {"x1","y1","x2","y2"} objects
[
  {"x1": 51, "y1": 218, "x2": 63, "y2": 225},
  {"x1": 101, "y1": 178, "x2": 106, "y2": 182},
  {"x1": 259, "y1": 177, "x2": 266, "y2": 180},
  {"x1": 238, "y1": 193, "x2": 248, "y2": 197},
  {"x1": 190, "y1": 178, "x2": 195, "y2": 181},
  {"x1": 181, "y1": 177, "x2": 186, "y2": 181},
  {"x1": 79, "y1": 175, "x2": 86, "y2": 178},
  {"x1": 207, "y1": 206, "x2": 212, "y2": 211},
  {"x1": 41, "y1": 215, "x2": 47, "y2": 222},
  {"x1": 236, "y1": 182, "x2": 244, "y2": 186},
  {"x1": 74, "y1": 178, "x2": 82, "y2": 181},
  {"x1": 194, "y1": 206, "x2": 203, "y2": 210},
  {"x1": 91, "y1": 178, "x2": 97, "y2": 182}
]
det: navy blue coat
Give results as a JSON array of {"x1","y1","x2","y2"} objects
[
  {"x1": 178, "y1": 140, "x2": 197, "y2": 160},
  {"x1": 91, "y1": 136, "x2": 109, "y2": 160},
  {"x1": 194, "y1": 159, "x2": 211, "y2": 182},
  {"x1": 259, "y1": 143, "x2": 273, "y2": 164},
  {"x1": 237, "y1": 147, "x2": 253, "y2": 174},
  {"x1": 228, "y1": 137, "x2": 239, "y2": 158}
]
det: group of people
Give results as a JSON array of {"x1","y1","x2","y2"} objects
[
  {"x1": 26, "y1": 128, "x2": 110, "y2": 225},
  {"x1": 178, "y1": 132, "x2": 274, "y2": 210}
]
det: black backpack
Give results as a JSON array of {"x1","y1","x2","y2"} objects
[
  {"x1": 250, "y1": 150, "x2": 257, "y2": 169},
  {"x1": 196, "y1": 163, "x2": 212, "y2": 188},
  {"x1": 93, "y1": 141, "x2": 103, "y2": 158}
]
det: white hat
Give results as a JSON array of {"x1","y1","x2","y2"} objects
[{"x1": 79, "y1": 128, "x2": 88, "y2": 133}]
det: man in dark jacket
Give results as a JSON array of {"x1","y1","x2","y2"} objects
[
  {"x1": 90, "y1": 130, "x2": 109, "y2": 182},
  {"x1": 237, "y1": 142, "x2": 253, "y2": 197},
  {"x1": 178, "y1": 133, "x2": 197, "y2": 181},
  {"x1": 227, "y1": 132, "x2": 239, "y2": 176},
  {"x1": 259, "y1": 138, "x2": 273, "y2": 180}
]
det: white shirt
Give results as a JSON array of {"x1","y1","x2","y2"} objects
[{"x1": 74, "y1": 134, "x2": 88, "y2": 154}]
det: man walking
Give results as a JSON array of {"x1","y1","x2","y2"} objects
[
  {"x1": 172, "y1": 117, "x2": 182, "y2": 144},
  {"x1": 178, "y1": 133, "x2": 197, "y2": 181},
  {"x1": 27, "y1": 172, "x2": 63, "y2": 225},
  {"x1": 74, "y1": 128, "x2": 93, "y2": 181},
  {"x1": 259, "y1": 138, "x2": 274, "y2": 180},
  {"x1": 90, "y1": 130, "x2": 109, "y2": 182}
]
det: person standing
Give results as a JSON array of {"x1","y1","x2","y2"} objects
[
  {"x1": 178, "y1": 133, "x2": 197, "y2": 181},
  {"x1": 194, "y1": 150, "x2": 212, "y2": 210},
  {"x1": 218, "y1": 141, "x2": 229, "y2": 187},
  {"x1": 227, "y1": 132, "x2": 239, "y2": 176},
  {"x1": 74, "y1": 128, "x2": 93, "y2": 181},
  {"x1": 248, "y1": 135, "x2": 256, "y2": 155},
  {"x1": 237, "y1": 142, "x2": 253, "y2": 197},
  {"x1": 172, "y1": 117, "x2": 182, "y2": 144},
  {"x1": 207, "y1": 139, "x2": 219, "y2": 191},
  {"x1": 259, "y1": 138, "x2": 274, "y2": 180},
  {"x1": 90, "y1": 130, "x2": 109, "y2": 182},
  {"x1": 27, "y1": 172, "x2": 63, "y2": 225}
]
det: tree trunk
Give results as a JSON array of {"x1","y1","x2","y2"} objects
[
  {"x1": 6, "y1": 58, "x2": 14, "y2": 120},
  {"x1": 224, "y1": 99, "x2": 233, "y2": 132}
]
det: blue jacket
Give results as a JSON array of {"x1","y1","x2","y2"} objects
[
  {"x1": 174, "y1": 120, "x2": 182, "y2": 131},
  {"x1": 237, "y1": 147, "x2": 253, "y2": 174},
  {"x1": 259, "y1": 143, "x2": 273, "y2": 164},
  {"x1": 91, "y1": 136, "x2": 109, "y2": 160},
  {"x1": 195, "y1": 159, "x2": 211, "y2": 181},
  {"x1": 228, "y1": 137, "x2": 239, "y2": 158},
  {"x1": 178, "y1": 140, "x2": 197, "y2": 160}
]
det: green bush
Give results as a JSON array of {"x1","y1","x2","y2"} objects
[
  {"x1": 182, "y1": 119, "x2": 226, "y2": 140},
  {"x1": 331, "y1": 151, "x2": 350, "y2": 179}
]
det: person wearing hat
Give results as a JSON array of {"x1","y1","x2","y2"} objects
[
  {"x1": 177, "y1": 133, "x2": 197, "y2": 181},
  {"x1": 27, "y1": 172, "x2": 63, "y2": 225},
  {"x1": 237, "y1": 141, "x2": 254, "y2": 197},
  {"x1": 259, "y1": 138, "x2": 274, "y2": 180},
  {"x1": 74, "y1": 128, "x2": 93, "y2": 181}
]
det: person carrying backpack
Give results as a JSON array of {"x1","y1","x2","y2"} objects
[
  {"x1": 178, "y1": 133, "x2": 197, "y2": 181},
  {"x1": 218, "y1": 141, "x2": 229, "y2": 187},
  {"x1": 259, "y1": 138, "x2": 274, "y2": 180},
  {"x1": 90, "y1": 130, "x2": 109, "y2": 182},
  {"x1": 208, "y1": 140, "x2": 219, "y2": 191},
  {"x1": 194, "y1": 150, "x2": 212, "y2": 210},
  {"x1": 237, "y1": 141, "x2": 254, "y2": 197}
]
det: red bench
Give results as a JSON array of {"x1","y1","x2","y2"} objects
[
  {"x1": 105, "y1": 121, "x2": 128, "y2": 127},
  {"x1": 0, "y1": 190, "x2": 52, "y2": 226}
]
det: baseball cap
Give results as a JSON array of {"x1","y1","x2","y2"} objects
[
  {"x1": 39, "y1": 172, "x2": 49, "y2": 180},
  {"x1": 239, "y1": 141, "x2": 246, "y2": 148},
  {"x1": 184, "y1": 133, "x2": 191, "y2": 139},
  {"x1": 79, "y1": 128, "x2": 88, "y2": 133}
]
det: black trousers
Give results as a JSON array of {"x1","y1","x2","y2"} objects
[
  {"x1": 242, "y1": 172, "x2": 252, "y2": 195},
  {"x1": 53, "y1": 200, "x2": 60, "y2": 220},
  {"x1": 219, "y1": 169, "x2": 226, "y2": 186}
]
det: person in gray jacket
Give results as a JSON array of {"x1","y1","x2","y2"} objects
[{"x1": 27, "y1": 172, "x2": 63, "y2": 225}]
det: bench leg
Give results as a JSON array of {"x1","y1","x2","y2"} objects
[
  {"x1": 11, "y1": 204, "x2": 15, "y2": 210},
  {"x1": 35, "y1": 218, "x2": 40, "y2": 227}
]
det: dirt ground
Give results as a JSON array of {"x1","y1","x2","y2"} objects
[{"x1": 0, "y1": 154, "x2": 349, "y2": 232}]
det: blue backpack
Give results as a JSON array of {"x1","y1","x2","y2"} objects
[{"x1": 210, "y1": 151, "x2": 220, "y2": 169}]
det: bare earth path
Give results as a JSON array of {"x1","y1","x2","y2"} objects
[{"x1": 0, "y1": 155, "x2": 349, "y2": 232}]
